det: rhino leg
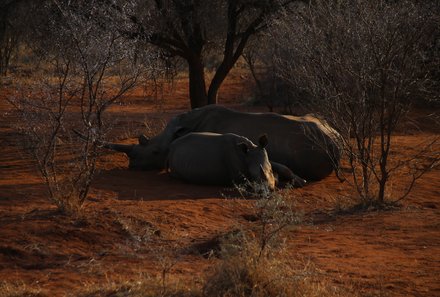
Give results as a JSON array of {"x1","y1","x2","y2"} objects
[{"x1": 270, "y1": 161, "x2": 307, "y2": 188}]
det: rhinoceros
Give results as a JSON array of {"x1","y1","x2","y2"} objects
[
  {"x1": 167, "y1": 132, "x2": 276, "y2": 189},
  {"x1": 106, "y1": 105, "x2": 341, "y2": 181}
]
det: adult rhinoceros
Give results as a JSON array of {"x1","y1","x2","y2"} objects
[
  {"x1": 167, "y1": 132, "x2": 275, "y2": 189},
  {"x1": 107, "y1": 105, "x2": 341, "y2": 181}
]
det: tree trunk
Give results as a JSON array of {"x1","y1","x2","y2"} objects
[
  {"x1": 188, "y1": 57, "x2": 208, "y2": 109},
  {"x1": 207, "y1": 60, "x2": 234, "y2": 105}
]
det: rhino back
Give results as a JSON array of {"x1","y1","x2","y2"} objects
[{"x1": 190, "y1": 110, "x2": 337, "y2": 180}]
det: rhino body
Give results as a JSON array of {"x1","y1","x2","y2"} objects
[
  {"x1": 108, "y1": 105, "x2": 341, "y2": 181},
  {"x1": 167, "y1": 132, "x2": 275, "y2": 189}
]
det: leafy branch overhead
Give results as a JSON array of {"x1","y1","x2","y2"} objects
[{"x1": 103, "y1": 0, "x2": 296, "y2": 108}]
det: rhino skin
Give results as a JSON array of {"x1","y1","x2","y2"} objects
[
  {"x1": 107, "y1": 105, "x2": 342, "y2": 181},
  {"x1": 166, "y1": 132, "x2": 276, "y2": 189}
]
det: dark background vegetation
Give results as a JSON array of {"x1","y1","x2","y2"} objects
[{"x1": 1, "y1": 0, "x2": 439, "y2": 109}]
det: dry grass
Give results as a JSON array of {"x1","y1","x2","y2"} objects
[
  {"x1": 78, "y1": 275, "x2": 201, "y2": 297},
  {"x1": 203, "y1": 240, "x2": 344, "y2": 297},
  {"x1": 0, "y1": 281, "x2": 42, "y2": 297}
]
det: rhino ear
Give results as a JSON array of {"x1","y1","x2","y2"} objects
[
  {"x1": 258, "y1": 134, "x2": 268, "y2": 148},
  {"x1": 139, "y1": 134, "x2": 150, "y2": 145},
  {"x1": 237, "y1": 142, "x2": 249, "y2": 154}
]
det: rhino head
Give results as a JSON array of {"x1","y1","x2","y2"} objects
[
  {"x1": 238, "y1": 134, "x2": 275, "y2": 190},
  {"x1": 105, "y1": 134, "x2": 168, "y2": 170},
  {"x1": 105, "y1": 115, "x2": 191, "y2": 170}
]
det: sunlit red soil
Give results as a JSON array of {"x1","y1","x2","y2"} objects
[{"x1": 0, "y1": 70, "x2": 439, "y2": 296}]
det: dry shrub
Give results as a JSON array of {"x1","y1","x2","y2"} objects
[
  {"x1": 235, "y1": 182, "x2": 302, "y2": 258},
  {"x1": 203, "y1": 240, "x2": 341, "y2": 297},
  {"x1": 7, "y1": 0, "x2": 140, "y2": 214},
  {"x1": 9, "y1": 72, "x2": 100, "y2": 214},
  {"x1": 271, "y1": 0, "x2": 440, "y2": 206}
]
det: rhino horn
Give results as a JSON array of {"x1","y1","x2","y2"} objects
[{"x1": 104, "y1": 143, "x2": 134, "y2": 154}]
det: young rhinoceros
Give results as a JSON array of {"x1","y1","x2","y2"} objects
[{"x1": 167, "y1": 132, "x2": 276, "y2": 190}]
